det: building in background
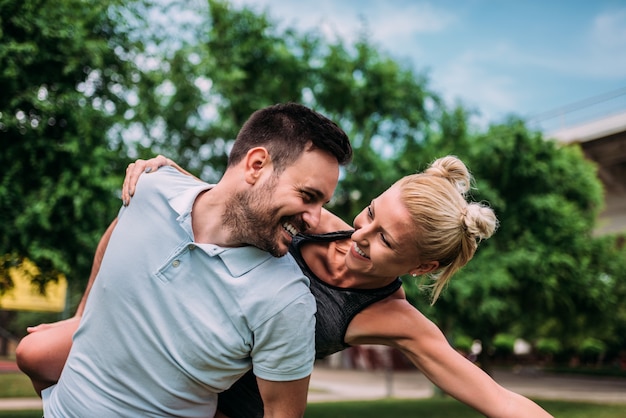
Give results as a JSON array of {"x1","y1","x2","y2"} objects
[{"x1": 532, "y1": 88, "x2": 626, "y2": 236}]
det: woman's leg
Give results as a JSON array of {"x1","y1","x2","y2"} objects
[{"x1": 15, "y1": 317, "x2": 79, "y2": 396}]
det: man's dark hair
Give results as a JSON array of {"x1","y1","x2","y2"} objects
[{"x1": 228, "y1": 103, "x2": 352, "y2": 172}]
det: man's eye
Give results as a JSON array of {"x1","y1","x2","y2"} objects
[{"x1": 302, "y1": 191, "x2": 314, "y2": 203}]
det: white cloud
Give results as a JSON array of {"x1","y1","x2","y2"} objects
[
  {"x1": 205, "y1": 0, "x2": 626, "y2": 124},
  {"x1": 591, "y1": 9, "x2": 626, "y2": 51},
  {"x1": 584, "y1": 8, "x2": 626, "y2": 78},
  {"x1": 231, "y1": 0, "x2": 455, "y2": 48},
  {"x1": 432, "y1": 48, "x2": 519, "y2": 124},
  {"x1": 500, "y1": 7, "x2": 626, "y2": 79},
  {"x1": 371, "y1": 2, "x2": 456, "y2": 37},
  {"x1": 230, "y1": 0, "x2": 360, "y2": 43}
]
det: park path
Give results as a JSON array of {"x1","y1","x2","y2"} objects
[
  {"x1": 307, "y1": 366, "x2": 626, "y2": 404},
  {"x1": 1, "y1": 361, "x2": 626, "y2": 411}
]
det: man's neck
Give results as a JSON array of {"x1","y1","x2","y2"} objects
[{"x1": 191, "y1": 186, "x2": 236, "y2": 246}]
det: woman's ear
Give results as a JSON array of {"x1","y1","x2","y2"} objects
[
  {"x1": 243, "y1": 147, "x2": 271, "y2": 184},
  {"x1": 410, "y1": 261, "x2": 439, "y2": 276}
]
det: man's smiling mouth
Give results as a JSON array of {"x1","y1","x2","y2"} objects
[{"x1": 283, "y1": 222, "x2": 298, "y2": 237}]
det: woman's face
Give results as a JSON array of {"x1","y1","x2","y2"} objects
[{"x1": 346, "y1": 184, "x2": 423, "y2": 280}]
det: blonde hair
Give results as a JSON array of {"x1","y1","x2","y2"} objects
[{"x1": 396, "y1": 156, "x2": 498, "y2": 304}]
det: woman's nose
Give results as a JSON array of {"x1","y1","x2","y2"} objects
[{"x1": 351, "y1": 224, "x2": 370, "y2": 245}]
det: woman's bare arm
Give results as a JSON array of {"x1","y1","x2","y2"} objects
[{"x1": 345, "y1": 298, "x2": 553, "y2": 418}]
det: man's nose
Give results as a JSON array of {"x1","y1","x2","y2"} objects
[{"x1": 302, "y1": 205, "x2": 322, "y2": 231}]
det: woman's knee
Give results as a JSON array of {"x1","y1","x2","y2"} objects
[{"x1": 15, "y1": 334, "x2": 41, "y2": 376}]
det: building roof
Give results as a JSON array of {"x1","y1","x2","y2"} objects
[{"x1": 546, "y1": 111, "x2": 626, "y2": 144}]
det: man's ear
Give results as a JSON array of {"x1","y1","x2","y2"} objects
[{"x1": 244, "y1": 147, "x2": 271, "y2": 185}]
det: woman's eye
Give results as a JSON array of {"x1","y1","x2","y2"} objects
[
  {"x1": 380, "y1": 234, "x2": 391, "y2": 248},
  {"x1": 367, "y1": 206, "x2": 373, "y2": 218}
]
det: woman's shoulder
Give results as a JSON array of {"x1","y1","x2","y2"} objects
[{"x1": 345, "y1": 292, "x2": 439, "y2": 343}]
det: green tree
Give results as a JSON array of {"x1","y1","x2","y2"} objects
[
  {"x1": 312, "y1": 33, "x2": 439, "y2": 220},
  {"x1": 419, "y1": 119, "x2": 612, "y2": 373},
  {"x1": 561, "y1": 234, "x2": 626, "y2": 363},
  {"x1": 125, "y1": 0, "x2": 318, "y2": 180},
  {"x1": 143, "y1": 0, "x2": 441, "y2": 221},
  {"x1": 5, "y1": 0, "x2": 624, "y2": 373},
  {"x1": 0, "y1": 0, "x2": 149, "y2": 297}
]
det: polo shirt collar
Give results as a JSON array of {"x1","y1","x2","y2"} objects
[
  {"x1": 219, "y1": 246, "x2": 275, "y2": 277},
  {"x1": 168, "y1": 182, "x2": 213, "y2": 218}
]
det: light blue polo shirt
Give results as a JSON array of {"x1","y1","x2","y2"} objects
[{"x1": 42, "y1": 167, "x2": 316, "y2": 418}]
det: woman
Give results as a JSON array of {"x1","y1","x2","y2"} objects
[{"x1": 17, "y1": 155, "x2": 552, "y2": 417}]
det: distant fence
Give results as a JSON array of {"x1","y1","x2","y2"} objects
[{"x1": 527, "y1": 87, "x2": 626, "y2": 133}]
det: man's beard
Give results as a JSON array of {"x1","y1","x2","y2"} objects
[{"x1": 222, "y1": 176, "x2": 293, "y2": 257}]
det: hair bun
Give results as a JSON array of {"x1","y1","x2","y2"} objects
[
  {"x1": 425, "y1": 155, "x2": 471, "y2": 195},
  {"x1": 464, "y1": 202, "x2": 498, "y2": 241}
]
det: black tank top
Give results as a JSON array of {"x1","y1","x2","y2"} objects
[
  {"x1": 290, "y1": 231, "x2": 403, "y2": 358},
  {"x1": 217, "y1": 232, "x2": 403, "y2": 417}
]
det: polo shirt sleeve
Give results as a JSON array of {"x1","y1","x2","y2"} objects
[{"x1": 250, "y1": 292, "x2": 316, "y2": 382}]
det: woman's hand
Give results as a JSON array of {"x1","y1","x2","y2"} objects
[
  {"x1": 26, "y1": 316, "x2": 82, "y2": 334},
  {"x1": 122, "y1": 155, "x2": 172, "y2": 205}
]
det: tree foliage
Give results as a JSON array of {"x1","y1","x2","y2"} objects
[
  {"x1": 127, "y1": 0, "x2": 443, "y2": 220},
  {"x1": 421, "y1": 119, "x2": 626, "y2": 369},
  {"x1": 2, "y1": 0, "x2": 625, "y2": 366},
  {"x1": 0, "y1": 0, "x2": 149, "y2": 293}
]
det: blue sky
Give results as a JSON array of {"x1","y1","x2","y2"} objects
[{"x1": 230, "y1": 0, "x2": 626, "y2": 132}]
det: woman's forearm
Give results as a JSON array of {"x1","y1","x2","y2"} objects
[{"x1": 75, "y1": 218, "x2": 117, "y2": 316}]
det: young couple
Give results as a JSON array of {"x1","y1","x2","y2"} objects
[{"x1": 17, "y1": 103, "x2": 552, "y2": 417}]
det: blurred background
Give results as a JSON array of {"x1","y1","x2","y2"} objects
[{"x1": 1, "y1": 0, "x2": 625, "y2": 380}]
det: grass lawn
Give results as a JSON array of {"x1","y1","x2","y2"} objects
[
  {"x1": 0, "y1": 412, "x2": 42, "y2": 418},
  {"x1": 1, "y1": 399, "x2": 626, "y2": 418},
  {"x1": 2, "y1": 372, "x2": 626, "y2": 418},
  {"x1": 0, "y1": 373, "x2": 37, "y2": 398},
  {"x1": 305, "y1": 398, "x2": 626, "y2": 418}
]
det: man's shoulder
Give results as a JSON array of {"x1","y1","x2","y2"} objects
[
  {"x1": 140, "y1": 166, "x2": 207, "y2": 193},
  {"x1": 226, "y1": 252, "x2": 314, "y2": 326},
  {"x1": 132, "y1": 167, "x2": 212, "y2": 209}
]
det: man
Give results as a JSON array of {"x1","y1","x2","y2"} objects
[{"x1": 21, "y1": 103, "x2": 352, "y2": 418}]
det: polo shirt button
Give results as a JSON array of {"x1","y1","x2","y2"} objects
[
  {"x1": 188, "y1": 244, "x2": 196, "y2": 250},
  {"x1": 172, "y1": 260, "x2": 180, "y2": 267}
]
